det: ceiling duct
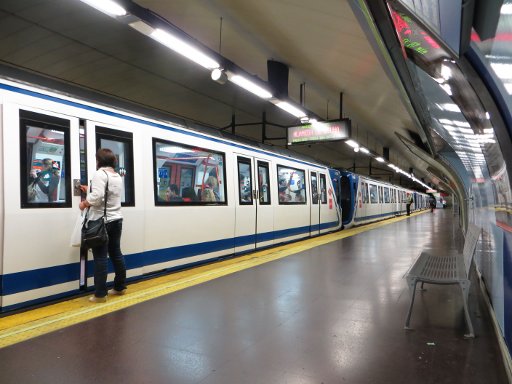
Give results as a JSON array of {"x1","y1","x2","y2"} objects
[{"x1": 267, "y1": 60, "x2": 289, "y2": 98}]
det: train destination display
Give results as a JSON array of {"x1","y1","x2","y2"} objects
[{"x1": 288, "y1": 119, "x2": 351, "y2": 145}]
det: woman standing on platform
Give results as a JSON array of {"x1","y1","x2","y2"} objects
[{"x1": 79, "y1": 148, "x2": 127, "y2": 303}]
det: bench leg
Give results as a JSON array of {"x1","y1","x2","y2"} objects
[
  {"x1": 404, "y1": 278, "x2": 418, "y2": 330},
  {"x1": 460, "y1": 281, "x2": 475, "y2": 338}
]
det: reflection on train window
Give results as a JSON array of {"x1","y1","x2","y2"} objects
[
  {"x1": 362, "y1": 182, "x2": 369, "y2": 204},
  {"x1": 20, "y1": 110, "x2": 71, "y2": 208},
  {"x1": 277, "y1": 165, "x2": 306, "y2": 204},
  {"x1": 238, "y1": 158, "x2": 253, "y2": 205},
  {"x1": 384, "y1": 187, "x2": 390, "y2": 203},
  {"x1": 96, "y1": 127, "x2": 134, "y2": 206},
  {"x1": 311, "y1": 172, "x2": 318, "y2": 204},
  {"x1": 369, "y1": 184, "x2": 378, "y2": 203},
  {"x1": 153, "y1": 139, "x2": 226, "y2": 205},
  {"x1": 257, "y1": 161, "x2": 271, "y2": 205},
  {"x1": 319, "y1": 174, "x2": 327, "y2": 204}
]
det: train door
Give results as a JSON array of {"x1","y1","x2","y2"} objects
[
  {"x1": 234, "y1": 155, "x2": 255, "y2": 253},
  {"x1": 339, "y1": 174, "x2": 352, "y2": 225},
  {"x1": 82, "y1": 122, "x2": 137, "y2": 283},
  {"x1": 234, "y1": 155, "x2": 274, "y2": 253},
  {"x1": 310, "y1": 171, "x2": 320, "y2": 236},
  {"x1": 4, "y1": 106, "x2": 80, "y2": 309},
  {"x1": 255, "y1": 160, "x2": 274, "y2": 246}
]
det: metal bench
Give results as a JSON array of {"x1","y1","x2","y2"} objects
[{"x1": 404, "y1": 223, "x2": 482, "y2": 338}]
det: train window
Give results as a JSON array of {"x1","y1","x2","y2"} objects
[
  {"x1": 311, "y1": 172, "x2": 318, "y2": 204},
  {"x1": 362, "y1": 182, "x2": 369, "y2": 204},
  {"x1": 153, "y1": 139, "x2": 226, "y2": 205},
  {"x1": 369, "y1": 184, "x2": 378, "y2": 204},
  {"x1": 319, "y1": 174, "x2": 327, "y2": 204},
  {"x1": 277, "y1": 165, "x2": 306, "y2": 204},
  {"x1": 257, "y1": 161, "x2": 271, "y2": 205},
  {"x1": 384, "y1": 187, "x2": 390, "y2": 203},
  {"x1": 96, "y1": 127, "x2": 134, "y2": 206},
  {"x1": 20, "y1": 110, "x2": 71, "y2": 208},
  {"x1": 238, "y1": 158, "x2": 253, "y2": 205}
]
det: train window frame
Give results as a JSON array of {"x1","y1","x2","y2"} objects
[
  {"x1": 362, "y1": 182, "x2": 369, "y2": 204},
  {"x1": 20, "y1": 110, "x2": 72, "y2": 209},
  {"x1": 319, "y1": 174, "x2": 327, "y2": 204},
  {"x1": 369, "y1": 184, "x2": 378, "y2": 204},
  {"x1": 257, "y1": 161, "x2": 271, "y2": 205},
  {"x1": 95, "y1": 126, "x2": 135, "y2": 207},
  {"x1": 384, "y1": 187, "x2": 390, "y2": 203},
  {"x1": 238, "y1": 157, "x2": 253, "y2": 205},
  {"x1": 277, "y1": 165, "x2": 307, "y2": 205},
  {"x1": 311, "y1": 172, "x2": 318, "y2": 205},
  {"x1": 153, "y1": 138, "x2": 227, "y2": 206}
]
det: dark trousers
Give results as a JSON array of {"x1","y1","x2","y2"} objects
[
  {"x1": 406, "y1": 204, "x2": 411, "y2": 216},
  {"x1": 91, "y1": 219, "x2": 126, "y2": 298}
]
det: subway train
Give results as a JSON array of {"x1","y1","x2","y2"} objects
[
  {"x1": 338, "y1": 170, "x2": 430, "y2": 228},
  {"x1": 0, "y1": 78, "x2": 344, "y2": 312}
]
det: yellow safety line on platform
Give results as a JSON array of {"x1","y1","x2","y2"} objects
[{"x1": 0, "y1": 211, "x2": 425, "y2": 348}]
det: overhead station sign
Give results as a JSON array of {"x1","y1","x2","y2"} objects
[{"x1": 288, "y1": 119, "x2": 351, "y2": 145}]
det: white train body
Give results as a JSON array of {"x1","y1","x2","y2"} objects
[
  {"x1": 339, "y1": 171, "x2": 429, "y2": 228},
  {"x1": 0, "y1": 79, "x2": 342, "y2": 312}
]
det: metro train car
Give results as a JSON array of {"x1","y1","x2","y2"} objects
[
  {"x1": 339, "y1": 170, "x2": 429, "y2": 228},
  {"x1": 0, "y1": 78, "x2": 343, "y2": 312}
]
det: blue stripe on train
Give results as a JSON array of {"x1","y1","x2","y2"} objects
[
  {"x1": 353, "y1": 211, "x2": 402, "y2": 222},
  {"x1": 1, "y1": 221, "x2": 339, "y2": 297}
]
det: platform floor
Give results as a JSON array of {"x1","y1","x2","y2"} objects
[{"x1": 0, "y1": 209, "x2": 509, "y2": 383}]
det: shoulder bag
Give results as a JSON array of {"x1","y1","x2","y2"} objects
[{"x1": 81, "y1": 171, "x2": 109, "y2": 248}]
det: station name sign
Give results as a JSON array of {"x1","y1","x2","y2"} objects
[{"x1": 288, "y1": 119, "x2": 351, "y2": 145}]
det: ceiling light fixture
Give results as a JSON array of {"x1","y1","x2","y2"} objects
[
  {"x1": 359, "y1": 147, "x2": 370, "y2": 154},
  {"x1": 211, "y1": 68, "x2": 228, "y2": 84},
  {"x1": 229, "y1": 75, "x2": 272, "y2": 99},
  {"x1": 275, "y1": 102, "x2": 307, "y2": 119},
  {"x1": 375, "y1": 157, "x2": 385, "y2": 162},
  {"x1": 79, "y1": 0, "x2": 127, "y2": 16},
  {"x1": 345, "y1": 140, "x2": 359, "y2": 148},
  {"x1": 151, "y1": 28, "x2": 220, "y2": 70}
]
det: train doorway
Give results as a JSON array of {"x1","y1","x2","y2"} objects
[
  {"x1": 340, "y1": 174, "x2": 353, "y2": 224},
  {"x1": 309, "y1": 171, "x2": 320, "y2": 236},
  {"x1": 234, "y1": 155, "x2": 274, "y2": 253}
]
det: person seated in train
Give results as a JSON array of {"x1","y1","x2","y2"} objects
[
  {"x1": 28, "y1": 158, "x2": 60, "y2": 203},
  {"x1": 205, "y1": 171, "x2": 220, "y2": 201},
  {"x1": 164, "y1": 184, "x2": 183, "y2": 202},
  {"x1": 181, "y1": 186, "x2": 197, "y2": 202},
  {"x1": 202, "y1": 187, "x2": 216, "y2": 202}
]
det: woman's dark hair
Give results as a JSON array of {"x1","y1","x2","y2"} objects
[{"x1": 96, "y1": 148, "x2": 117, "y2": 168}]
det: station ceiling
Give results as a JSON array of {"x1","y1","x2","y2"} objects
[{"x1": 0, "y1": 0, "x2": 433, "y2": 186}]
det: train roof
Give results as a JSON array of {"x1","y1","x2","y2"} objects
[
  {"x1": 1, "y1": 65, "x2": 331, "y2": 171},
  {"x1": 339, "y1": 169, "x2": 428, "y2": 194}
]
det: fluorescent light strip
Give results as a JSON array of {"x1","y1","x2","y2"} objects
[
  {"x1": 275, "y1": 102, "x2": 307, "y2": 118},
  {"x1": 359, "y1": 147, "x2": 370, "y2": 154},
  {"x1": 345, "y1": 140, "x2": 359, "y2": 148},
  {"x1": 80, "y1": 0, "x2": 127, "y2": 16},
  {"x1": 375, "y1": 157, "x2": 385, "y2": 163},
  {"x1": 151, "y1": 29, "x2": 220, "y2": 70},
  {"x1": 229, "y1": 75, "x2": 272, "y2": 99}
]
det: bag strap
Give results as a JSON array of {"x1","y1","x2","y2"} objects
[{"x1": 102, "y1": 170, "x2": 109, "y2": 219}]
